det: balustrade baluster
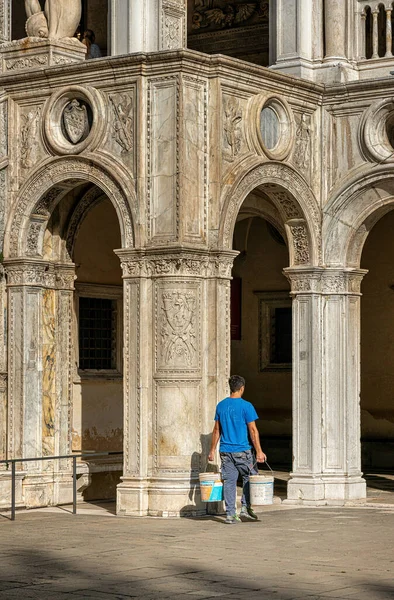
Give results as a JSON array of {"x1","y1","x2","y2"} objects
[
  {"x1": 386, "y1": 8, "x2": 393, "y2": 57},
  {"x1": 372, "y1": 9, "x2": 379, "y2": 58}
]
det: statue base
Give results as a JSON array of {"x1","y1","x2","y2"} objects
[{"x1": 0, "y1": 37, "x2": 86, "y2": 73}]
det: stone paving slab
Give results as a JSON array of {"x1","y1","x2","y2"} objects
[{"x1": 1, "y1": 505, "x2": 394, "y2": 599}]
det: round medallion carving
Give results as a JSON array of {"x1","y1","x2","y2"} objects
[
  {"x1": 254, "y1": 96, "x2": 294, "y2": 160},
  {"x1": 43, "y1": 85, "x2": 106, "y2": 155},
  {"x1": 360, "y1": 98, "x2": 394, "y2": 163}
]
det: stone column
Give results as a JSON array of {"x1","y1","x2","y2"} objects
[
  {"x1": 0, "y1": 0, "x2": 11, "y2": 44},
  {"x1": 116, "y1": 249, "x2": 235, "y2": 517},
  {"x1": 271, "y1": 0, "x2": 324, "y2": 80},
  {"x1": 324, "y1": 0, "x2": 347, "y2": 59},
  {"x1": 285, "y1": 268, "x2": 367, "y2": 505},
  {"x1": 110, "y1": 0, "x2": 187, "y2": 55}
]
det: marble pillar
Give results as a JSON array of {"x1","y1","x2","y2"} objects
[
  {"x1": 0, "y1": 0, "x2": 10, "y2": 44},
  {"x1": 285, "y1": 268, "x2": 367, "y2": 505},
  {"x1": 116, "y1": 250, "x2": 234, "y2": 517},
  {"x1": 110, "y1": 0, "x2": 187, "y2": 55},
  {"x1": 324, "y1": 0, "x2": 347, "y2": 60},
  {"x1": 4, "y1": 259, "x2": 75, "y2": 507}
]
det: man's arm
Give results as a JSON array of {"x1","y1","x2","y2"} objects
[
  {"x1": 208, "y1": 421, "x2": 220, "y2": 462},
  {"x1": 247, "y1": 421, "x2": 267, "y2": 463}
]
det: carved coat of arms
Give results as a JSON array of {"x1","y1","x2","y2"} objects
[
  {"x1": 160, "y1": 292, "x2": 197, "y2": 367},
  {"x1": 63, "y1": 99, "x2": 89, "y2": 144}
]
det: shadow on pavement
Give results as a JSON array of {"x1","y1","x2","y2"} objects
[{"x1": 1, "y1": 546, "x2": 394, "y2": 600}]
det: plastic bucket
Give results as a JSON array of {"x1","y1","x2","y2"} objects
[
  {"x1": 199, "y1": 472, "x2": 223, "y2": 502},
  {"x1": 249, "y1": 474, "x2": 274, "y2": 505}
]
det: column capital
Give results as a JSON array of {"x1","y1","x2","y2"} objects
[
  {"x1": 3, "y1": 259, "x2": 76, "y2": 289},
  {"x1": 284, "y1": 267, "x2": 368, "y2": 295},
  {"x1": 115, "y1": 248, "x2": 238, "y2": 280}
]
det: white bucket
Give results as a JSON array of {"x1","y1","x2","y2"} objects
[
  {"x1": 249, "y1": 474, "x2": 274, "y2": 505},
  {"x1": 199, "y1": 472, "x2": 222, "y2": 502}
]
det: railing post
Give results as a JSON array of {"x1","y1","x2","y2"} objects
[
  {"x1": 72, "y1": 456, "x2": 77, "y2": 515},
  {"x1": 11, "y1": 462, "x2": 16, "y2": 521}
]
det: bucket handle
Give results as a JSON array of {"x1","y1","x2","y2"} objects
[{"x1": 251, "y1": 461, "x2": 274, "y2": 474}]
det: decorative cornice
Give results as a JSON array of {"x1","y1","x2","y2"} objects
[{"x1": 4, "y1": 260, "x2": 76, "y2": 289}]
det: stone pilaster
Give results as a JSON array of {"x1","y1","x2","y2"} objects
[
  {"x1": 4, "y1": 259, "x2": 76, "y2": 507},
  {"x1": 285, "y1": 267, "x2": 367, "y2": 505},
  {"x1": 115, "y1": 249, "x2": 235, "y2": 517}
]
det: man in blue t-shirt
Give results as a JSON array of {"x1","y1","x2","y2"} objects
[{"x1": 208, "y1": 374, "x2": 267, "y2": 524}]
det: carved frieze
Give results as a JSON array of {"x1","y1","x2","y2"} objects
[
  {"x1": 284, "y1": 268, "x2": 367, "y2": 295},
  {"x1": 118, "y1": 251, "x2": 236, "y2": 279},
  {"x1": 5, "y1": 261, "x2": 56, "y2": 288}
]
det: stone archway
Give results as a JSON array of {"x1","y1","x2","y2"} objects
[
  {"x1": 219, "y1": 161, "x2": 321, "y2": 267},
  {"x1": 4, "y1": 155, "x2": 136, "y2": 260},
  {"x1": 2, "y1": 156, "x2": 138, "y2": 510},
  {"x1": 324, "y1": 168, "x2": 394, "y2": 494}
]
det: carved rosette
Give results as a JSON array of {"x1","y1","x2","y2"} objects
[
  {"x1": 284, "y1": 268, "x2": 367, "y2": 295},
  {"x1": 116, "y1": 250, "x2": 237, "y2": 280}
]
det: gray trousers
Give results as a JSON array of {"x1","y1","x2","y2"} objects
[{"x1": 220, "y1": 450, "x2": 258, "y2": 516}]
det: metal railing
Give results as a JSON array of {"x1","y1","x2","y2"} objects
[{"x1": 0, "y1": 451, "x2": 123, "y2": 521}]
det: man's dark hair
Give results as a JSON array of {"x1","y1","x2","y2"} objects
[{"x1": 229, "y1": 375, "x2": 245, "y2": 393}]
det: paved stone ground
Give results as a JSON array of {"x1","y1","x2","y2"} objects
[{"x1": 1, "y1": 502, "x2": 394, "y2": 600}]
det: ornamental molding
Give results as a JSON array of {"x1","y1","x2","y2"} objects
[{"x1": 116, "y1": 250, "x2": 237, "y2": 279}]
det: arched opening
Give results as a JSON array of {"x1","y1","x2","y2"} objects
[
  {"x1": 44, "y1": 183, "x2": 123, "y2": 502},
  {"x1": 187, "y1": 0, "x2": 270, "y2": 67},
  {"x1": 365, "y1": 6, "x2": 373, "y2": 59},
  {"x1": 377, "y1": 4, "x2": 386, "y2": 58},
  {"x1": 230, "y1": 187, "x2": 295, "y2": 498},
  {"x1": 360, "y1": 210, "x2": 394, "y2": 492}
]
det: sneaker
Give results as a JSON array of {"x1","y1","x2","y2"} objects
[
  {"x1": 225, "y1": 514, "x2": 241, "y2": 524},
  {"x1": 240, "y1": 505, "x2": 259, "y2": 520}
]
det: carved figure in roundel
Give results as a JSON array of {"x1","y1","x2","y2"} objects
[
  {"x1": 25, "y1": 0, "x2": 81, "y2": 40},
  {"x1": 62, "y1": 99, "x2": 89, "y2": 144}
]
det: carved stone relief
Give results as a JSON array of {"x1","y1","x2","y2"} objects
[
  {"x1": 158, "y1": 289, "x2": 198, "y2": 370},
  {"x1": 161, "y1": 1, "x2": 186, "y2": 50},
  {"x1": 5, "y1": 261, "x2": 56, "y2": 288},
  {"x1": 109, "y1": 94, "x2": 134, "y2": 154},
  {"x1": 292, "y1": 113, "x2": 311, "y2": 174},
  {"x1": 0, "y1": 168, "x2": 6, "y2": 253},
  {"x1": 20, "y1": 107, "x2": 41, "y2": 170},
  {"x1": 26, "y1": 220, "x2": 45, "y2": 257},
  {"x1": 223, "y1": 96, "x2": 243, "y2": 161},
  {"x1": 284, "y1": 268, "x2": 366, "y2": 295},
  {"x1": 290, "y1": 223, "x2": 310, "y2": 265},
  {"x1": 118, "y1": 251, "x2": 235, "y2": 280}
]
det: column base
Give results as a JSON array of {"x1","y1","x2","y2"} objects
[
  {"x1": 117, "y1": 475, "x2": 210, "y2": 517},
  {"x1": 286, "y1": 474, "x2": 367, "y2": 506}
]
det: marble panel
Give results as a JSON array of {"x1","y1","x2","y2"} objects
[
  {"x1": 42, "y1": 288, "x2": 56, "y2": 458},
  {"x1": 149, "y1": 77, "x2": 178, "y2": 242}
]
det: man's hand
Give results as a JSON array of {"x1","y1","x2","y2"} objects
[
  {"x1": 208, "y1": 450, "x2": 215, "y2": 462},
  {"x1": 256, "y1": 452, "x2": 267, "y2": 463}
]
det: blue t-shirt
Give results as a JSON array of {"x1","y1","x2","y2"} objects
[{"x1": 214, "y1": 397, "x2": 259, "y2": 453}]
